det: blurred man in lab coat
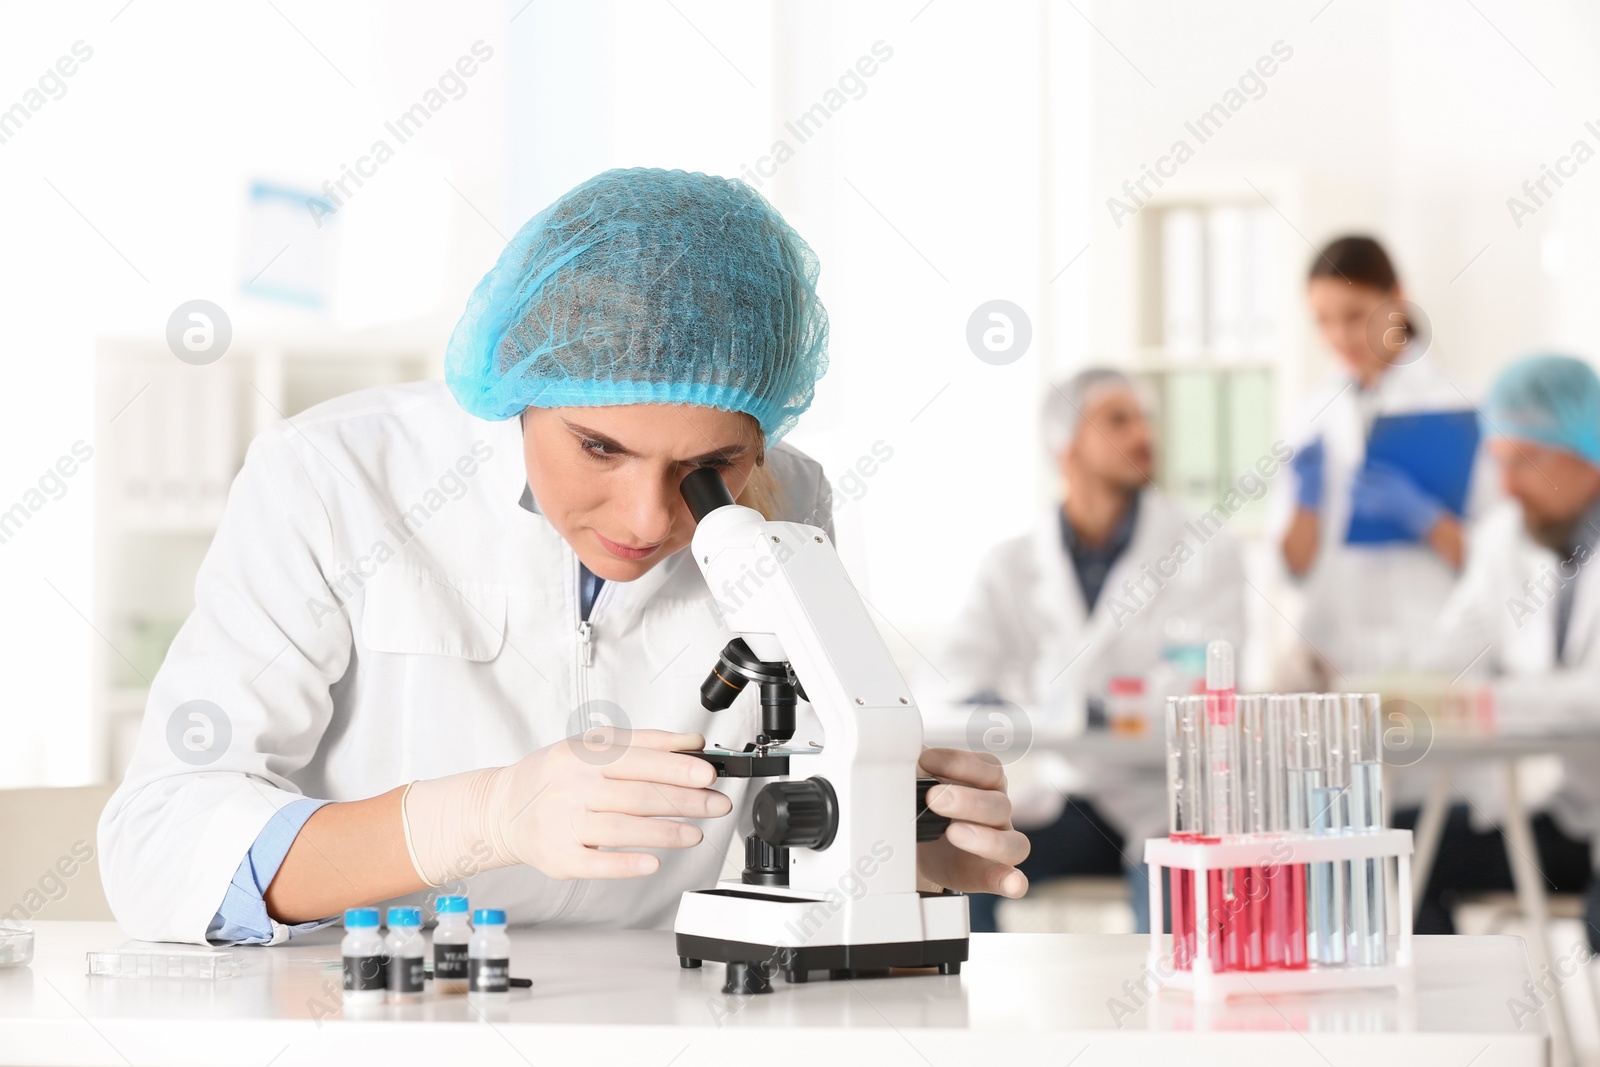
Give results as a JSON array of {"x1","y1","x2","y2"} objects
[
  {"x1": 942, "y1": 368, "x2": 1247, "y2": 931},
  {"x1": 1419, "y1": 353, "x2": 1600, "y2": 940}
]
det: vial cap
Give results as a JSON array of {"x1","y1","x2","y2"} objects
[
  {"x1": 344, "y1": 907, "x2": 379, "y2": 928},
  {"x1": 387, "y1": 906, "x2": 422, "y2": 927},
  {"x1": 473, "y1": 908, "x2": 506, "y2": 926},
  {"x1": 435, "y1": 895, "x2": 469, "y2": 914}
]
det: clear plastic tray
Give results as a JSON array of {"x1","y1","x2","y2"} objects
[
  {"x1": 0, "y1": 924, "x2": 32, "y2": 967},
  {"x1": 86, "y1": 948, "x2": 243, "y2": 980}
]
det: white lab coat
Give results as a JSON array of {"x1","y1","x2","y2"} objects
[
  {"x1": 940, "y1": 490, "x2": 1246, "y2": 843},
  {"x1": 98, "y1": 381, "x2": 833, "y2": 945},
  {"x1": 1423, "y1": 501, "x2": 1600, "y2": 838},
  {"x1": 1273, "y1": 355, "x2": 1495, "y2": 679}
]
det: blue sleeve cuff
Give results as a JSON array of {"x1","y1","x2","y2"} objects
[{"x1": 206, "y1": 797, "x2": 336, "y2": 946}]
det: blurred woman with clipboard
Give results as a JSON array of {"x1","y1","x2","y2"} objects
[{"x1": 1277, "y1": 236, "x2": 1493, "y2": 683}]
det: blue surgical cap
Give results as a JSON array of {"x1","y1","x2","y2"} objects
[
  {"x1": 1484, "y1": 353, "x2": 1600, "y2": 466},
  {"x1": 445, "y1": 167, "x2": 829, "y2": 443}
]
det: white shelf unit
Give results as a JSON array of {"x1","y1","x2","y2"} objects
[
  {"x1": 1128, "y1": 198, "x2": 1288, "y2": 538},
  {"x1": 1143, "y1": 829, "x2": 1415, "y2": 1001},
  {"x1": 1106, "y1": 173, "x2": 1381, "y2": 686},
  {"x1": 92, "y1": 330, "x2": 440, "y2": 780}
]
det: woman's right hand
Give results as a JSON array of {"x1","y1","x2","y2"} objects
[{"x1": 402, "y1": 728, "x2": 732, "y2": 885}]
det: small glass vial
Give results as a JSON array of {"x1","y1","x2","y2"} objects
[
  {"x1": 468, "y1": 908, "x2": 511, "y2": 998},
  {"x1": 341, "y1": 908, "x2": 387, "y2": 1004},
  {"x1": 386, "y1": 907, "x2": 426, "y2": 1001},
  {"x1": 432, "y1": 895, "x2": 472, "y2": 995}
]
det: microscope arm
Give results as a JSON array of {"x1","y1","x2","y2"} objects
[{"x1": 681, "y1": 468, "x2": 926, "y2": 895}]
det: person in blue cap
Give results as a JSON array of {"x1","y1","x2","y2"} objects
[
  {"x1": 1415, "y1": 353, "x2": 1600, "y2": 941},
  {"x1": 99, "y1": 168, "x2": 1028, "y2": 944}
]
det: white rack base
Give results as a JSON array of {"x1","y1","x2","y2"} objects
[
  {"x1": 1143, "y1": 829, "x2": 1415, "y2": 1001},
  {"x1": 1147, "y1": 952, "x2": 1415, "y2": 1000}
]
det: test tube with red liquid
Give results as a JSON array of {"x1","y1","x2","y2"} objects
[
  {"x1": 1203, "y1": 640, "x2": 1244, "y2": 972},
  {"x1": 1164, "y1": 693, "x2": 1207, "y2": 969},
  {"x1": 1238, "y1": 693, "x2": 1272, "y2": 971},
  {"x1": 1267, "y1": 693, "x2": 1309, "y2": 969}
]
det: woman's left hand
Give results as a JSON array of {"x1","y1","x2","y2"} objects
[{"x1": 915, "y1": 747, "x2": 1029, "y2": 898}]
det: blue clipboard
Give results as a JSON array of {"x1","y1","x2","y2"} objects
[{"x1": 1345, "y1": 409, "x2": 1480, "y2": 545}]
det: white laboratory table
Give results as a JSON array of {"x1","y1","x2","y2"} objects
[{"x1": 0, "y1": 922, "x2": 1548, "y2": 1066}]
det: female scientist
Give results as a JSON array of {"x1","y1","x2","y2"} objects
[
  {"x1": 1277, "y1": 235, "x2": 1491, "y2": 680},
  {"x1": 98, "y1": 168, "x2": 1027, "y2": 944}
]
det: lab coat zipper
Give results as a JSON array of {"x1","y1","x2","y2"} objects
[{"x1": 552, "y1": 572, "x2": 608, "y2": 923}]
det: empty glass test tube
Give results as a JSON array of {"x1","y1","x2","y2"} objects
[
  {"x1": 1236, "y1": 694, "x2": 1271, "y2": 970},
  {"x1": 1344, "y1": 692, "x2": 1386, "y2": 965},
  {"x1": 1289, "y1": 694, "x2": 1331, "y2": 964},
  {"x1": 1318, "y1": 693, "x2": 1354, "y2": 966},
  {"x1": 1310, "y1": 784, "x2": 1348, "y2": 965}
]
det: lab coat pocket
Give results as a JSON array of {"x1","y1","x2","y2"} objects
[{"x1": 360, "y1": 569, "x2": 508, "y2": 661}]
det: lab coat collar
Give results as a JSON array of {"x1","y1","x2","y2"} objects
[
  {"x1": 1568, "y1": 495, "x2": 1600, "y2": 555},
  {"x1": 1020, "y1": 489, "x2": 1189, "y2": 703},
  {"x1": 1555, "y1": 495, "x2": 1600, "y2": 662},
  {"x1": 1057, "y1": 490, "x2": 1141, "y2": 561},
  {"x1": 483, "y1": 412, "x2": 534, "y2": 510},
  {"x1": 1030, "y1": 504, "x2": 1088, "y2": 627},
  {"x1": 1093, "y1": 490, "x2": 1185, "y2": 626},
  {"x1": 1026, "y1": 488, "x2": 1173, "y2": 631}
]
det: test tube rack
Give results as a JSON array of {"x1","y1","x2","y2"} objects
[{"x1": 1143, "y1": 828, "x2": 1415, "y2": 1001}]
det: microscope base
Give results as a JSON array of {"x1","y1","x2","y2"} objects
[
  {"x1": 675, "y1": 887, "x2": 969, "y2": 992},
  {"x1": 679, "y1": 932, "x2": 968, "y2": 989}
]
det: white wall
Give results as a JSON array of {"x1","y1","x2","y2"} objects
[
  {"x1": 1089, "y1": 0, "x2": 1600, "y2": 393},
  {"x1": 508, "y1": 1, "x2": 1096, "y2": 684},
  {"x1": 0, "y1": 0, "x2": 511, "y2": 784}
]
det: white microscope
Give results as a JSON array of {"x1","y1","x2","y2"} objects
[{"x1": 673, "y1": 467, "x2": 969, "y2": 994}]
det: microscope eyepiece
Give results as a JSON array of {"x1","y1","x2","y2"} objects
[{"x1": 680, "y1": 466, "x2": 737, "y2": 523}]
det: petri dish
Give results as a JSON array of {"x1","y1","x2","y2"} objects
[
  {"x1": 0, "y1": 923, "x2": 33, "y2": 968},
  {"x1": 86, "y1": 948, "x2": 242, "y2": 980}
]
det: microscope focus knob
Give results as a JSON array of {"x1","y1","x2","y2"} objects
[
  {"x1": 752, "y1": 777, "x2": 838, "y2": 851},
  {"x1": 915, "y1": 777, "x2": 953, "y2": 842}
]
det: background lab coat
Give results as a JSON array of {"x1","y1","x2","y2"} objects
[
  {"x1": 941, "y1": 489, "x2": 1246, "y2": 843},
  {"x1": 98, "y1": 381, "x2": 832, "y2": 945},
  {"x1": 1271, "y1": 354, "x2": 1496, "y2": 679},
  {"x1": 1423, "y1": 501, "x2": 1600, "y2": 837}
]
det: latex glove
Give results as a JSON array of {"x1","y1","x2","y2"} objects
[
  {"x1": 1350, "y1": 461, "x2": 1445, "y2": 540},
  {"x1": 402, "y1": 728, "x2": 731, "y2": 885},
  {"x1": 915, "y1": 747, "x2": 1030, "y2": 897},
  {"x1": 1291, "y1": 438, "x2": 1326, "y2": 510}
]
